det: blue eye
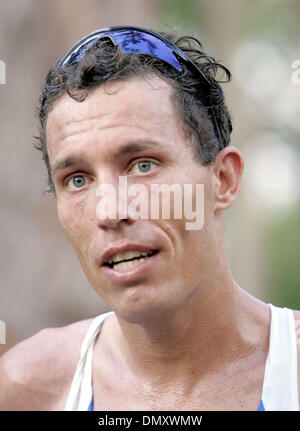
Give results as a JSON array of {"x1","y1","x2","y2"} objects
[
  {"x1": 138, "y1": 161, "x2": 152, "y2": 172},
  {"x1": 67, "y1": 175, "x2": 86, "y2": 190},
  {"x1": 130, "y1": 160, "x2": 158, "y2": 174}
]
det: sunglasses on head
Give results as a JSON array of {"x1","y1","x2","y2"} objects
[{"x1": 57, "y1": 25, "x2": 226, "y2": 149}]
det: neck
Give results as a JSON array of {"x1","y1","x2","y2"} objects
[{"x1": 111, "y1": 267, "x2": 263, "y2": 388}]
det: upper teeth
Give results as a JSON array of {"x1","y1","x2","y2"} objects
[{"x1": 108, "y1": 250, "x2": 149, "y2": 264}]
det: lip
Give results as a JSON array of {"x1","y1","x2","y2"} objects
[
  {"x1": 100, "y1": 243, "x2": 158, "y2": 267},
  {"x1": 101, "y1": 245, "x2": 160, "y2": 286}
]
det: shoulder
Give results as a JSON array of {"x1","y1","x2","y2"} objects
[
  {"x1": 292, "y1": 309, "x2": 300, "y2": 324},
  {"x1": 0, "y1": 318, "x2": 93, "y2": 411},
  {"x1": 292, "y1": 309, "x2": 300, "y2": 348},
  {"x1": 292, "y1": 309, "x2": 300, "y2": 345},
  {"x1": 292, "y1": 309, "x2": 300, "y2": 409}
]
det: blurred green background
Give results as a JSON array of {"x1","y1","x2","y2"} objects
[{"x1": 0, "y1": 0, "x2": 299, "y2": 353}]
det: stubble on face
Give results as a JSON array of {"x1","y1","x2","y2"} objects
[{"x1": 46, "y1": 75, "x2": 217, "y2": 321}]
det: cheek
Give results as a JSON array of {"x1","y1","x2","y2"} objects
[
  {"x1": 167, "y1": 184, "x2": 215, "y2": 275},
  {"x1": 57, "y1": 200, "x2": 98, "y2": 281},
  {"x1": 57, "y1": 198, "x2": 92, "y2": 248}
]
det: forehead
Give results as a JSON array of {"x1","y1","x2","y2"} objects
[{"x1": 46, "y1": 75, "x2": 186, "y2": 158}]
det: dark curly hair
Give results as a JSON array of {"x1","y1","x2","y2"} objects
[{"x1": 36, "y1": 28, "x2": 232, "y2": 194}]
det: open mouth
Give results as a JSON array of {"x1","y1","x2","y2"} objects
[{"x1": 103, "y1": 250, "x2": 159, "y2": 271}]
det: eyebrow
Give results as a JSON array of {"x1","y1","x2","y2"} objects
[
  {"x1": 51, "y1": 156, "x2": 84, "y2": 173},
  {"x1": 51, "y1": 140, "x2": 161, "y2": 174}
]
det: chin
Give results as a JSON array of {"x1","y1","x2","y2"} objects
[{"x1": 110, "y1": 288, "x2": 179, "y2": 325}]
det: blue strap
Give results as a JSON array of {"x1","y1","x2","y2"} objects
[
  {"x1": 87, "y1": 396, "x2": 265, "y2": 411},
  {"x1": 87, "y1": 396, "x2": 93, "y2": 411}
]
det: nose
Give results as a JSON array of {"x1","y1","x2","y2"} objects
[
  {"x1": 95, "y1": 174, "x2": 132, "y2": 229},
  {"x1": 98, "y1": 216, "x2": 128, "y2": 229}
]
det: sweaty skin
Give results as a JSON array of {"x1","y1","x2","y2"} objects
[{"x1": 1, "y1": 75, "x2": 299, "y2": 410}]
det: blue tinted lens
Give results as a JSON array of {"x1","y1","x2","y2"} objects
[
  {"x1": 112, "y1": 29, "x2": 182, "y2": 71},
  {"x1": 62, "y1": 29, "x2": 182, "y2": 72},
  {"x1": 70, "y1": 35, "x2": 101, "y2": 64}
]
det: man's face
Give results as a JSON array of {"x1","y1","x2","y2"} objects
[{"x1": 46, "y1": 75, "x2": 218, "y2": 322}]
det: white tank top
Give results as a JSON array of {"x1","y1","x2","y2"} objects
[{"x1": 64, "y1": 304, "x2": 299, "y2": 411}]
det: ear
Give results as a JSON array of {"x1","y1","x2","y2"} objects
[{"x1": 212, "y1": 146, "x2": 244, "y2": 212}]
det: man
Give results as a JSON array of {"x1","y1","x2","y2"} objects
[{"x1": 0, "y1": 26, "x2": 299, "y2": 411}]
